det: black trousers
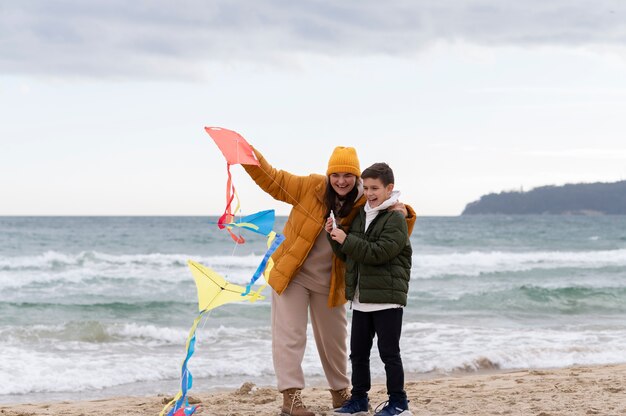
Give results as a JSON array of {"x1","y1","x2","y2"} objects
[{"x1": 350, "y1": 308, "x2": 406, "y2": 402}]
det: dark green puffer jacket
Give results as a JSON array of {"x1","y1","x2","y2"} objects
[{"x1": 330, "y1": 209, "x2": 412, "y2": 305}]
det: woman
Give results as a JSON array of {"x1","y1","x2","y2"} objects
[{"x1": 243, "y1": 146, "x2": 415, "y2": 416}]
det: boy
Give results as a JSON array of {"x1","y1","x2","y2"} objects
[{"x1": 326, "y1": 162, "x2": 412, "y2": 416}]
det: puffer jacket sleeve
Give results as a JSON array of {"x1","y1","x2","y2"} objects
[
  {"x1": 340, "y1": 212, "x2": 408, "y2": 265},
  {"x1": 405, "y1": 204, "x2": 417, "y2": 236},
  {"x1": 242, "y1": 146, "x2": 309, "y2": 206}
]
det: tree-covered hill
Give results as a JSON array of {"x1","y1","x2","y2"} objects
[{"x1": 462, "y1": 181, "x2": 626, "y2": 215}]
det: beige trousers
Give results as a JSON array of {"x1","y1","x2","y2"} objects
[{"x1": 271, "y1": 281, "x2": 350, "y2": 392}]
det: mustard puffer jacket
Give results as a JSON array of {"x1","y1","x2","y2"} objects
[{"x1": 243, "y1": 147, "x2": 416, "y2": 307}]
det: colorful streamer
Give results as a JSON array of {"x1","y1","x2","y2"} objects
[
  {"x1": 160, "y1": 261, "x2": 267, "y2": 416},
  {"x1": 242, "y1": 231, "x2": 285, "y2": 295}
]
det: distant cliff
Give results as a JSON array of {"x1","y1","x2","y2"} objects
[{"x1": 462, "y1": 181, "x2": 626, "y2": 215}]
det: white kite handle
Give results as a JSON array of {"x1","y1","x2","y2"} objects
[{"x1": 329, "y1": 210, "x2": 337, "y2": 229}]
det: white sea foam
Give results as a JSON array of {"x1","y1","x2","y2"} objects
[
  {"x1": 3, "y1": 248, "x2": 626, "y2": 302},
  {"x1": 0, "y1": 251, "x2": 265, "y2": 290},
  {"x1": 0, "y1": 321, "x2": 268, "y2": 347},
  {"x1": 0, "y1": 251, "x2": 263, "y2": 270},
  {"x1": 413, "y1": 248, "x2": 626, "y2": 278},
  {"x1": 4, "y1": 249, "x2": 626, "y2": 290},
  {"x1": 0, "y1": 327, "x2": 275, "y2": 396},
  {"x1": 2, "y1": 320, "x2": 625, "y2": 397},
  {"x1": 397, "y1": 322, "x2": 626, "y2": 374}
]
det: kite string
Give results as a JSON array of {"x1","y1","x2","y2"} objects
[
  {"x1": 252, "y1": 164, "x2": 332, "y2": 230},
  {"x1": 199, "y1": 308, "x2": 213, "y2": 331},
  {"x1": 223, "y1": 232, "x2": 241, "y2": 279}
]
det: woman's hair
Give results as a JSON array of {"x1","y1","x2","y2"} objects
[
  {"x1": 324, "y1": 146, "x2": 361, "y2": 217},
  {"x1": 325, "y1": 179, "x2": 359, "y2": 218}
]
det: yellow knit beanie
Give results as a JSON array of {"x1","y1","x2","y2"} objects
[{"x1": 326, "y1": 146, "x2": 360, "y2": 176}]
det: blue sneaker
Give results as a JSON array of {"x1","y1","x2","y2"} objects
[
  {"x1": 373, "y1": 398, "x2": 412, "y2": 416},
  {"x1": 333, "y1": 396, "x2": 369, "y2": 415}
]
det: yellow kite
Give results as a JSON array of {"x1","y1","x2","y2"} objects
[{"x1": 161, "y1": 260, "x2": 265, "y2": 416}]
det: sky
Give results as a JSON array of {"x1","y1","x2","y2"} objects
[{"x1": 1, "y1": 0, "x2": 626, "y2": 216}]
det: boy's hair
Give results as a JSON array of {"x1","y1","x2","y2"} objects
[{"x1": 361, "y1": 162, "x2": 394, "y2": 186}]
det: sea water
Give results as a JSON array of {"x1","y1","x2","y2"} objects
[{"x1": 1, "y1": 216, "x2": 625, "y2": 404}]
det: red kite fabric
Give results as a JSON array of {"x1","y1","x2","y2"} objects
[
  {"x1": 204, "y1": 126, "x2": 261, "y2": 243},
  {"x1": 204, "y1": 127, "x2": 260, "y2": 166}
]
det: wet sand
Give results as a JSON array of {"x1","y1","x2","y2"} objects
[{"x1": 1, "y1": 364, "x2": 625, "y2": 415}]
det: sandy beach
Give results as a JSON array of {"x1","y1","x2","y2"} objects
[{"x1": 1, "y1": 364, "x2": 625, "y2": 416}]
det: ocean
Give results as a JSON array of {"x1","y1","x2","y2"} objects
[{"x1": 1, "y1": 216, "x2": 625, "y2": 404}]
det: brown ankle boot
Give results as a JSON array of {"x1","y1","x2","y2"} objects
[
  {"x1": 280, "y1": 388, "x2": 315, "y2": 416},
  {"x1": 329, "y1": 387, "x2": 351, "y2": 409}
]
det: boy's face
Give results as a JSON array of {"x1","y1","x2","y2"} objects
[{"x1": 363, "y1": 177, "x2": 394, "y2": 208}]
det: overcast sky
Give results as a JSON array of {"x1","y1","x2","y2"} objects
[{"x1": 2, "y1": 0, "x2": 625, "y2": 215}]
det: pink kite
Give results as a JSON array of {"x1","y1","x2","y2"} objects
[
  {"x1": 204, "y1": 127, "x2": 260, "y2": 166},
  {"x1": 204, "y1": 127, "x2": 260, "y2": 243}
]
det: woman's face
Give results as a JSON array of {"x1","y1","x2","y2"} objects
[{"x1": 329, "y1": 173, "x2": 357, "y2": 198}]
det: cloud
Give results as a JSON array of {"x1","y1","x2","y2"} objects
[{"x1": 2, "y1": 0, "x2": 626, "y2": 79}]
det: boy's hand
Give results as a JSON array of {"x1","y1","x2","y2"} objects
[{"x1": 330, "y1": 228, "x2": 347, "y2": 244}]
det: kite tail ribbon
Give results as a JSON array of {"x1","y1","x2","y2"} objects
[
  {"x1": 160, "y1": 313, "x2": 205, "y2": 416},
  {"x1": 242, "y1": 231, "x2": 286, "y2": 296},
  {"x1": 217, "y1": 163, "x2": 245, "y2": 244}
]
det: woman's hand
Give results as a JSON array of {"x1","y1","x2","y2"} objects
[
  {"x1": 330, "y1": 228, "x2": 347, "y2": 244},
  {"x1": 324, "y1": 217, "x2": 335, "y2": 233},
  {"x1": 389, "y1": 201, "x2": 408, "y2": 217}
]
